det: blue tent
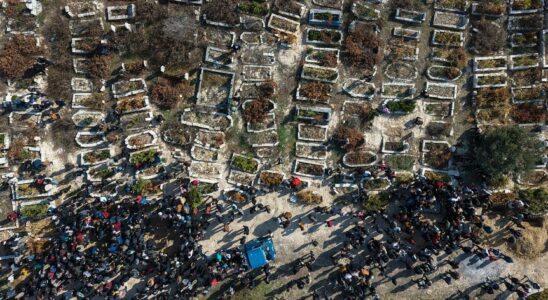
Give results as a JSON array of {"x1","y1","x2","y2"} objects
[{"x1": 244, "y1": 237, "x2": 276, "y2": 269}]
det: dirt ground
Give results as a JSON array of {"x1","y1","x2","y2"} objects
[{"x1": 198, "y1": 187, "x2": 548, "y2": 300}]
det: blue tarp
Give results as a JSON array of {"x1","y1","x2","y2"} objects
[{"x1": 244, "y1": 237, "x2": 276, "y2": 269}]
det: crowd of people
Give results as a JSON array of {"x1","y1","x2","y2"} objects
[
  {"x1": 1, "y1": 179, "x2": 271, "y2": 299},
  {"x1": 331, "y1": 171, "x2": 541, "y2": 299},
  {"x1": 0, "y1": 163, "x2": 543, "y2": 299}
]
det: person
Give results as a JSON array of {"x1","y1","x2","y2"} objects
[
  {"x1": 7, "y1": 212, "x2": 17, "y2": 221},
  {"x1": 243, "y1": 225, "x2": 250, "y2": 235},
  {"x1": 298, "y1": 220, "x2": 305, "y2": 231}
]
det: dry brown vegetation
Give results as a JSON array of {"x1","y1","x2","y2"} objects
[
  {"x1": 344, "y1": 30, "x2": 382, "y2": 71},
  {"x1": 259, "y1": 81, "x2": 277, "y2": 98},
  {"x1": 473, "y1": 18, "x2": 506, "y2": 55},
  {"x1": 243, "y1": 98, "x2": 271, "y2": 124},
  {"x1": 0, "y1": 35, "x2": 44, "y2": 80},
  {"x1": 86, "y1": 55, "x2": 112, "y2": 80},
  {"x1": 50, "y1": 115, "x2": 77, "y2": 151},
  {"x1": 301, "y1": 81, "x2": 330, "y2": 102},
  {"x1": 334, "y1": 126, "x2": 365, "y2": 149},
  {"x1": 203, "y1": 0, "x2": 240, "y2": 25},
  {"x1": 150, "y1": 78, "x2": 193, "y2": 109},
  {"x1": 476, "y1": 88, "x2": 510, "y2": 108}
]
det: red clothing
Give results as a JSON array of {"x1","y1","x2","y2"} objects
[{"x1": 113, "y1": 222, "x2": 122, "y2": 231}]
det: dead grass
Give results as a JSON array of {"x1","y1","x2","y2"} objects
[{"x1": 509, "y1": 218, "x2": 548, "y2": 259}]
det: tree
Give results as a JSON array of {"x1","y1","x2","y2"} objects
[
  {"x1": 473, "y1": 18, "x2": 506, "y2": 55},
  {"x1": 471, "y1": 126, "x2": 543, "y2": 181}
]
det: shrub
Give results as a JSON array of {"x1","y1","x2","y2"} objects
[
  {"x1": 135, "y1": 0, "x2": 169, "y2": 25},
  {"x1": 334, "y1": 127, "x2": 364, "y2": 149},
  {"x1": 86, "y1": 55, "x2": 112, "y2": 80},
  {"x1": 7, "y1": 139, "x2": 27, "y2": 161},
  {"x1": 435, "y1": 32, "x2": 461, "y2": 45},
  {"x1": 384, "y1": 155, "x2": 415, "y2": 171},
  {"x1": 296, "y1": 190, "x2": 322, "y2": 204},
  {"x1": 239, "y1": 1, "x2": 269, "y2": 15},
  {"x1": 188, "y1": 188, "x2": 204, "y2": 208},
  {"x1": 473, "y1": 18, "x2": 506, "y2": 55},
  {"x1": 301, "y1": 81, "x2": 330, "y2": 102},
  {"x1": 84, "y1": 150, "x2": 110, "y2": 163},
  {"x1": 386, "y1": 99, "x2": 416, "y2": 113},
  {"x1": 519, "y1": 188, "x2": 548, "y2": 215},
  {"x1": 471, "y1": 126, "x2": 543, "y2": 181},
  {"x1": 204, "y1": 0, "x2": 240, "y2": 25},
  {"x1": 344, "y1": 30, "x2": 382, "y2": 70},
  {"x1": 132, "y1": 179, "x2": 161, "y2": 195},
  {"x1": 151, "y1": 78, "x2": 193, "y2": 109},
  {"x1": 346, "y1": 151, "x2": 376, "y2": 165},
  {"x1": 47, "y1": 65, "x2": 73, "y2": 101},
  {"x1": 511, "y1": 104, "x2": 546, "y2": 124},
  {"x1": 259, "y1": 81, "x2": 277, "y2": 98},
  {"x1": 231, "y1": 155, "x2": 258, "y2": 173},
  {"x1": 426, "y1": 122, "x2": 452, "y2": 137},
  {"x1": 195, "y1": 182, "x2": 217, "y2": 195},
  {"x1": 94, "y1": 168, "x2": 114, "y2": 179},
  {"x1": 446, "y1": 67, "x2": 461, "y2": 79},
  {"x1": 424, "y1": 171, "x2": 450, "y2": 183},
  {"x1": 0, "y1": 35, "x2": 44, "y2": 80},
  {"x1": 50, "y1": 115, "x2": 78, "y2": 151},
  {"x1": 364, "y1": 178, "x2": 390, "y2": 190},
  {"x1": 20, "y1": 204, "x2": 49, "y2": 219},
  {"x1": 476, "y1": 88, "x2": 510, "y2": 108},
  {"x1": 476, "y1": 1, "x2": 506, "y2": 14},
  {"x1": 489, "y1": 191, "x2": 516, "y2": 205},
  {"x1": 227, "y1": 190, "x2": 247, "y2": 203},
  {"x1": 242, "y1": 98, "x2": 271, "y2": 124},
  {"x1": 260, "y1": 172, "x2": 284, "y2": 187},
  {"x1": 363, "y1": 192, "x2": 390, "y2": 212},
  {"x1": 424, "y1": 144, "x2": 451, "y2": 169},
  {"x1": 487, "y1": 174, "x2": 509, "y2": 188},
  {"x1": 396, "y1": 173, "x2": 414, "y2": 185},
  {"x1": 447, "y1": 48, "x2": 467, "y2": 69},
  {"x1": 131, "y1": 149, "x2": 158, "y2": 165},
  {"x1": 317, "y1": 52, "x2": 338, "y2": 67},
  {"x1": 513, "y1": 0, "x2": 542, "y2": 10},
  {"x1": 390, "y1": 0, "x2": 423, "y2": 10}
]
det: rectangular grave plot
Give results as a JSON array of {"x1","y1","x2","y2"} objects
[
  {"x1": 196, "y1": 69, "x2": 235, "y2": 109},
  {"x1": 298, "y1": 124, "x2": 328, "y2": 142},
  {"x1": 242, "y1": 66, "x2": 273, "y2": 82}
]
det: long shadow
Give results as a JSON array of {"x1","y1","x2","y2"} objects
[
  {"x1": 391, "y1": 278, "x2": 416, "y2": 293},
  {"x1": 476, "y1": 258, "x2": 495, "y2": 269},
  {"x1": 252, "y1": 217, "x2": 278, "y2": 237}
]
